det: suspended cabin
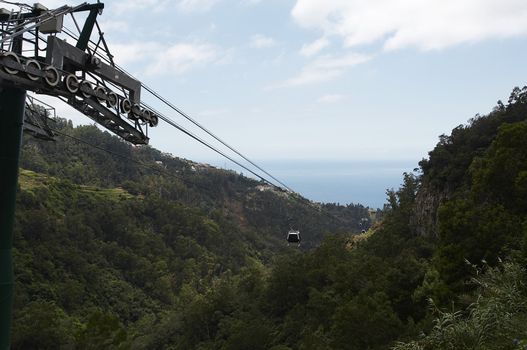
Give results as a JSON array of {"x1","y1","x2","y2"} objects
[{"x1": 286, "y1": 230, "x2": 301, "y2": 244}]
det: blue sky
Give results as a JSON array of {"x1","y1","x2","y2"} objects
[{"x1": 24, "y1": 0, "x2": 527, "y2": 204}]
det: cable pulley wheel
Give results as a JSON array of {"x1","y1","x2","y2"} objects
[
  {"x1": 25, "y1": 59, "x2": 41, "y2": 81},
  {"x1": 130, "y1": 103, "x2": 141, "y2": 120},
  {"x1": 128, "y1": 103, "x2": 142, "y2": 120},
  {"x1": 149, "y1": 114, "x2": 159, "y2": 127},
  {"x1": 65, "y1": 74, "x2": 79, "y2": 93},
  {"x1": 43, "y1": 66, "x2": 60, "y2": 86},
  {"x1": 106, "y1": 91, "x2": 118, "y2": 108},
  {"x1": 80, "y1": 80, "x2": 92, "y2": 98},
  {"x1": 2, "y1": 52, "x2": 20, "y2": 74},
  {"x1": 141, "y1": 108, "x2": 152, "y2": 123},
  {"x1": 120, "y1": 98, "x2": 132, "y2": 114},
  {"x1": 95, "y1": 85, "x2": 106, "y2": 104}
]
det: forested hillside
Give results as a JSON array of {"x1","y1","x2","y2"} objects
[
  {"x1": 20, "y1": 118, "x2": 370, "y2": 248},
  {"x1": 11, "y1": 87, "x2": 527, "y2": 349},
  {"x1": 12, "y1": 117, "x2": 369, "y2": 348}
]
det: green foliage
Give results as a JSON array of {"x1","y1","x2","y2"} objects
[
  {"x1": 435, "y1": 199, "x2": 521, "y2": 293},
  {"x1": 393, "y1": 262, "x2": 527, "y2": 350},
  {"x1": 12, "y1": 301, "x2": 76, "y2": 349},
  {"x1": 14, "y1": 131, "x2": 428, "y2": 349},
  {"x1": 471, "y1": 121, "x2": 527, "y2": 212},
  {"x1": 330, "y1": 291, "x2": 404, "y2": 350},
  {"x1": 414, "y1": 88, "x2": 527, "y2": 302},
  {"x1": 76, "y1": 311, "x2": 130, "y2": 350},
  {"x1": 14, "y1": 119, "x2": 370, "y2": 348},
  {"x1": 19, "y1": 119, "x2": 366, "y2": 247},
  {"x1": 419, "y1": 86, "x2": 527, "y2": 191}
]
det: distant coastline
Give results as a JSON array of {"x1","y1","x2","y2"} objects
[{"x1": 212, "y1": 159, "x2": 418, "y2": 209}]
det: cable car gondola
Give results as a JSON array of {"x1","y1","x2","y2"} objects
[{"x1": 286, "y1": 229, "x2": 301, "y2": 246}]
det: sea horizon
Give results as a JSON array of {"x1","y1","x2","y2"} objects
[{"x1": 210, "y1": 159, "x2": 419, "y2": 209}]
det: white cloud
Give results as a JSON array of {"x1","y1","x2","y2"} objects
[
  {"x1": 146, "y1": 42, "x2": 221, "y2": 75},
  {"x1": 112, "y1": 0, "x2": 170, "y2": 13},
  {"x1": 277, "y1": 52, "x2": 372, "y2": 87},
  {"x1": 109, "y1": 42, "x2": 163, "y2": 66},
  {"x1": 109, "y1": 41, "x2": 224, "y2": 76},
  {"x1": 271, "y1": 51, "x2": 285, "y2": 65},
  {"x1": 300, "y1": 37, "x2": 329, "y2": 56},
  {"x1": 317, "y1": 94, "x2": 344, "y2": 103},
  {"x1": 176, "y1": 0, "x2": 220, "y2": 13},
  {"x1": 291, "y1": 0, "x2": 527, "y2": 51},
  {"x1": 240, "y1": 0, "x2": 261, "y2": 5},
  {"x1": 98, "y1": 20, "x2": 129, "y2": 33},
  {"x1": 250, "y1": 34, "x2": 278, "y2": 48},
  {"x1": 110, "y1": 0, "x2": 219, "y2": 13}
]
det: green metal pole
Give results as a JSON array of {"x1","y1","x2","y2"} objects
[{"x1": 0, "y1": 84, "x2": 26, "y2": 350}]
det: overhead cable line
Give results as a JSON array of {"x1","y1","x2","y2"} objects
[
  {"x1": 57, "y1": 21, "x2": 293, "y2": 192},
  {"x1": 142, "y1": 102, "x2": 280, "y2": 188},
  {"x1": 44, "y1": 111, "x2": 353, "y2": 229},
  {"x1": 138, "y1": 81, "x2": 294, "y2": 192},
  {"x1": 37, "y1": 30, "x2": 287, "y2": 190},
  {"x1": 49, "y1": 127, "x2": 352, "y2": 229},
  {"x1": 51, "y1": 127, "x2": 348, "y2": 223},
  {"x1": 33, "y1": 12, "x2": 350, "y2": 227}
]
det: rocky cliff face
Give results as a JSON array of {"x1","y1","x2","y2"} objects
[{"x1": 412, "y1": 179, "x2": 449, "y2": 237}]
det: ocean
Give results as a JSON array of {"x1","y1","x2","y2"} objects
[{"x1": 258, "y1": 160, "x2": 419, "y2": 209}]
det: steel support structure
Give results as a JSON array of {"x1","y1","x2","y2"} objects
[
  {"x1": 0, "y1": 3, "x2": 158, "y2": 345},
  {"x1": 0, "y1": 84, "x2": 26, "y2": 350}
]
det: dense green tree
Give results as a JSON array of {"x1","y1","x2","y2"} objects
[
  {"x1": 12, "y1": 301, "x2": 76, "y2": 350},
  {"x1": 76, "y1": 311, "x2": 130, "y2": 350}
]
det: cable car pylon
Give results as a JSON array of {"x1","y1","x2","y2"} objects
[{"x1": 0, "y1": 2, "x2": 159, "y2": 347}]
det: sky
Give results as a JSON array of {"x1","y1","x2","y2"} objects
[{"x1": 15, "y1": 0, "x2": 527, "y2": 206}]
